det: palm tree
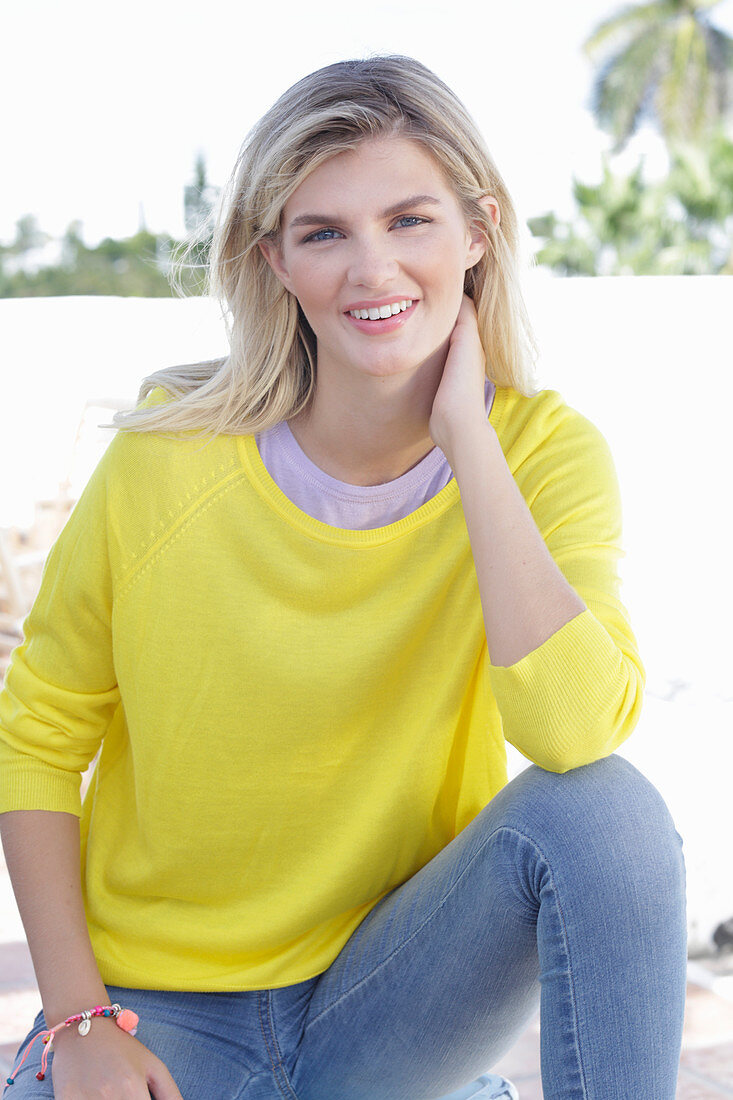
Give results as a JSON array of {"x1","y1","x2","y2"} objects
[
  {"x1": 528, "y1": 129, "x2": 733, "y2": 275},
  {"x1": 585, "y1": 0, "x2": 733, "y2": 151}
]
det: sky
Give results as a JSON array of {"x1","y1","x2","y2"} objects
[{"x1": 5, "y1": 0, "x2": 733, "y2": 250}]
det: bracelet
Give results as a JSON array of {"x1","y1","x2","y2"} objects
[{"x1": 3, "y1": 1003, "x2": 139, "y2": 1089}]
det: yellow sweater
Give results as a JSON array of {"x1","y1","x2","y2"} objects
[{"x1": 0, "y1": 386, "x2": 644, "y2": 991}]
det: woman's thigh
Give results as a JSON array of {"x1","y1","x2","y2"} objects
[{"x1": 285, "y1": 754, "x2": 686, "y2": 1100}]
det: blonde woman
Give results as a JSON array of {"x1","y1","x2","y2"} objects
[{"x1": 0, "y1": 56, "x2": 686, "y2": 1100}]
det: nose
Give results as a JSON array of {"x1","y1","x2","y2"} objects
[{"x1": 346, "y1": 234, "x2": 400, "y2": 289}]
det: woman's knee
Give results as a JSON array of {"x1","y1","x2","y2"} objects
[{"x1": 485, "y1": 752, "x2": 684, "y2": 884}]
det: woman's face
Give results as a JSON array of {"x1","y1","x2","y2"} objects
[{"x1": 260, "y1": 136, "x2": 492, "y2": 388}]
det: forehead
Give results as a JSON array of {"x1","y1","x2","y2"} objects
[{"x1": 283, "y1": 137, "x2": 459, "y2": 218}]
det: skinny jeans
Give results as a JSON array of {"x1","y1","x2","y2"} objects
[{"x1": 8, "y1": 754, "x2": 687, "y2": 1099}]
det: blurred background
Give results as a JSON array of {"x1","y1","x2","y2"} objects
[{"x1": 1, "y1": 1, "x2": 733, "y2": 1094}]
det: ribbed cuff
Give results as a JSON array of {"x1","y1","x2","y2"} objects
[
  {"x1": 488, "y1": 609, "x2": 628, "y2": 771},
  {"x1": 0, "y1": 746, "x2": 83, "y2": 816}
]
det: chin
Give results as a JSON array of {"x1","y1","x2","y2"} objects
[
  {"x1": 357, "y1": 356, "x2": 424, "y2": 379},
  {"x1": 358, "y1": 341, "x2": 443, "y2": 376}
]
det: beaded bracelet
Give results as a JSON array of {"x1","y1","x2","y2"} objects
[{"x1": 3, "y1": 1003, "x2": 139, "y2": 1090}]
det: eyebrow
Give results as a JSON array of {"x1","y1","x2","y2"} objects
[{"x1": 287, "y1": 194, "x2": 443, "y2": 230}]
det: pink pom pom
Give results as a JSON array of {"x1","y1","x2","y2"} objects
[{"x1": 115, "y1": 1009, "x2": 139, "y2": 1036}]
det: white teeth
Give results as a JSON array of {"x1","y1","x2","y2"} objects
[{"x1": 348, "y1": 300, "x2": 414, "y2": 320}]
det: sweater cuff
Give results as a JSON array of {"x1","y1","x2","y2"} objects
[
  {"x1": 488, "y1": 608, "x2": 628, "y2": 772},
  {"x1": 0, "y1": 743, "x2": 84, "y2": 816}
]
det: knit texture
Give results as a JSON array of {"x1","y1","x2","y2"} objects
[{"x1": 0, "y1": 385, "x2": 644, "y2": 990}]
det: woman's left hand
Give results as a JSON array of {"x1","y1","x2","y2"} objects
[{"x1": 428, "y1": 294, "x2": 489, "y2": 461}]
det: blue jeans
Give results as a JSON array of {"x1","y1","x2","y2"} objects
[{"x1": 8, "y1": 755, "x2": 687, "y2": 1099}]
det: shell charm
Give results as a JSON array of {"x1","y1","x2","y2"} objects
[{"x1": 78, "y1": 1018, "x2": 91, "y2": 1036}]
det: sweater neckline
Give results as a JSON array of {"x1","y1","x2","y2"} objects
[
  {"x1": 265, "y1": 417, "x2": 451, "y2": 504},
  {"x1": 237, "y1": 386, "x2": 508, "y2": 546}
]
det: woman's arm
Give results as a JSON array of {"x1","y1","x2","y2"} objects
[
  {"x1": 430, "y1": 297, "x2": 644, "y2": 770},
  {"x1": 443, "y1": 418, "x2": 586, "y2": 668},
  {"x1": 430, "y1": 296, "x2": 585, "y2": 668},
  {"x1": 0, "y1": 809, "x2": 183, "y2": 1099},
  {"x1": 0, "y1": 810, "x2": 110, "y2": 1022}
]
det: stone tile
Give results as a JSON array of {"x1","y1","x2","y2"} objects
[
  {"x1": 681, "y1": 1043, "x2": 733, "y2": 1090},
  {"x1": 684, "y1": 983, "x2": 733, "y2": 1050},
  {"x1": 0, "y1": 941, "x2": 35, "y2": 990},
  {"x1": 676, "y1": 1067, "x2": 733, "y2": 1098}
]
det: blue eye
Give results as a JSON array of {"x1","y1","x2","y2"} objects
[
  {"x1": 394, "y1": 216, "x2": 428, "y2": 228},
  {"x1": 302, "y1": 216, "x2": 427, "y2": 243},
  {"x1": 303, "y1": 227, "x2": 342, "y2": 242}
]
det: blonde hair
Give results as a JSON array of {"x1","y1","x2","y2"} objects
[{"x1": 115, "y1": 55, "x2": 538, "y2": 436}]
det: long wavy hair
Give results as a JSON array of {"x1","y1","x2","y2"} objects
[{"x1": 114, "y1": 55, "x2": 538, "y2": 436}]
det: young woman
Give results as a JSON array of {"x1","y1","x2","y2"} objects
[{"x1": 0, "y1": 56, "x2": 687, "y2": 1100}]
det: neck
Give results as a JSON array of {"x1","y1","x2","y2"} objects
[{"x1": 288, "y1": 356, "x2": 446, "y2": 486}]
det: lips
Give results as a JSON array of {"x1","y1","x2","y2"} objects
[{"x1": 344, "y1": 300, "x2": 418, "y2": 333}]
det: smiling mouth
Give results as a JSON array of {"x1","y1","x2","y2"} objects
[{"x1": 346, "y1": 299, "x2": 414, "y2": 320}]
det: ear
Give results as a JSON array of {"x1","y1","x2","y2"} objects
[
  {"x1": 465, "y1": 194, "x2": 500, "y2": 270},
  {"x1": 258, "y1": 238, "x2": 295, "y2": 294},
  {"x1": 478, "y1": 194, "x2": 501, "y2": 228}
]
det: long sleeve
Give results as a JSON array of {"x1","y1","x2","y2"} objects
[
  {"x1": 487, "y1": 392, "x2": 645, "y2": 772},
  {"x1": 0, "y1": 445, "x2": 120, "y2": 815}
]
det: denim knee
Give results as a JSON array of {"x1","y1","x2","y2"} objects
[{"x1": 482, "y1": 753, "x2": 684, "y2": 896}]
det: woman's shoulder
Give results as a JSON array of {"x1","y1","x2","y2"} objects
[
  {"x1": 495, "y1": 384, "x2": 608, "y2": 451},
  {"x1": 493, "y1": 385, "x2": 615, "y2": 486},
  {"x1": 81, "y1": 388, "x2": 246, "y2": 584},
  {"x1": 95, "y1": 387, "x2": 243, "y2": 521},
  {"x1": 106, "y1": 387, "x2": 238, "y2": 469}
]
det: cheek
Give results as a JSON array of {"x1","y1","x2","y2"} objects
[
  {"x1": 285, "y1": 274, "x2": 322, "y2": 313},
  {"x1": 418, "y1": 237, "x2": 470, "y2": 287},
  {"x1": 288, "y1": 259, "x2": 339, "y2": 311},
  {"x1": 290, "y1": 283, "x2": 337, "y2": 334}
]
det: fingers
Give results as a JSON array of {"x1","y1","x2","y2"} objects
[
  {"x1": 50, "y1": 1031, "x2": 184, "y2": 1100},
  {"x1": 148, "y1": 1061, "x2": 184, "y2": 1100}
]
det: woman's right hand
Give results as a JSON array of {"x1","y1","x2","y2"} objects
[{"x1": 50, "y1": 1020, "x2": 183, "y2": 1099}]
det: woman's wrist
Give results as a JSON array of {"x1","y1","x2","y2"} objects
[
  {"x1": 48, "y1": 1012, "x2": 119, "y2": 1046},
  {"x1": 42, "y1": 983, "x2": 111, "y2": 1032},
  {"x1": 5, "y1": 1003, "x2": 139, "y2": 1086},
  {"x1": 439, "y1": 417, "x2": 496, "y2": 474}
]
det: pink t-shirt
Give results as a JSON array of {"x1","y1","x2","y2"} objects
[{"x1": 255, "y1": 380, "x2": 496, "y2": 530}]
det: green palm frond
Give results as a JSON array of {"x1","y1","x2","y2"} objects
[
  {"x1": 585, "y1": 0, "x2": 733, "y2": 149},
  {"x1": 702, "y1": 23, "x2": 733, "y2": 111},
  {"x1": 584, "y1": 0, "x2": 678, "y2": 57},
  {"x1": 590, "y1": 28, "x2": 665, "y2": 149},
  {"x1": 528, "y1": 126, "x2": 733, "y2": 275}
]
